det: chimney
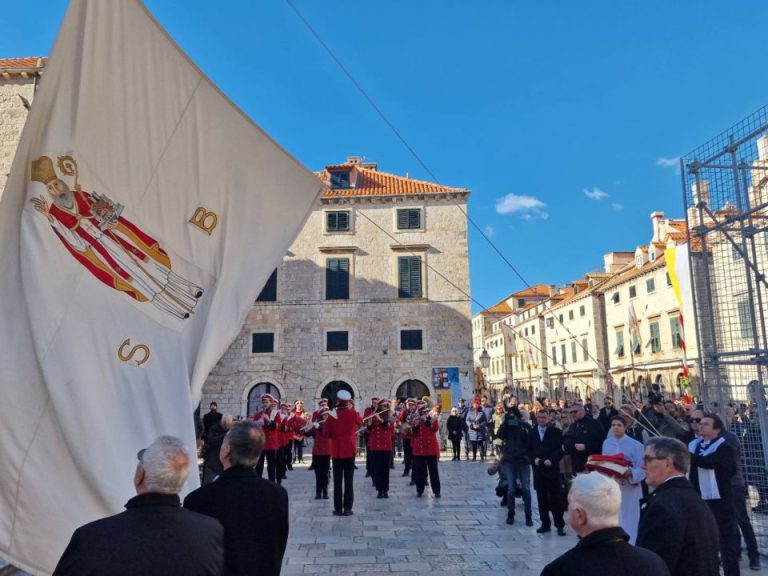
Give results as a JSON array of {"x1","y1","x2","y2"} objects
[
  {"x1": 692, "y1": 181, "x2": 710, "y2": 207},
  {"x1": 758, "y1": 136, "x2": 768, "y2": 161},
  {"x1": 346, "y1": 156, "x2": 362, "y2": 165},
  {"x1": 650, "y1": 211, "x2": 664, "y2": 243}
]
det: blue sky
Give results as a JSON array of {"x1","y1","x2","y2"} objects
[{"x1": 4, "y1": 1, "x2": 768, "y2": 313}]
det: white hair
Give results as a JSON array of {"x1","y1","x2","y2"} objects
[
  {"x1": 221, "y1": 413, "x2": 234, "y2": 428},
  {"x1": 140, "y1": 436, "x2": 190, "y2": 494},
  {"x1": 568, "y1": 473, "x2": 620, "y2": 529}
]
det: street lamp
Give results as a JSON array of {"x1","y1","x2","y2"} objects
[{"x1": 479, "y1": 349, "x2": 491, "y2": 369}]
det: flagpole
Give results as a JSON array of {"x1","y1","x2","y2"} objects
[{"x1": 629, "y1": 343, "x2": 637, "y2": 402}]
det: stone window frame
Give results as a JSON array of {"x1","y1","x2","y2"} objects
[
  {"x1": 323, "y1": 328, "x2": 352, "y2": 356},
  {"x1": 250, "y1": 330, "x2": 278, "y2": 356},
  {"x1": 398, "y1": 326, "x2": 426, "y2": 352},
  {"x1": 323, "y1": 208, "x2": 355, "y2": 235},
  {"x1": 393, "y1": 204, "x2": 425, "y2": 233}
]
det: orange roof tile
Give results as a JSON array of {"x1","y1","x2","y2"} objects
[
  {"x1": 599, "y1": 254, "x2": 667, "y2": 291},
  {"x1": 511, "y1": 284, "x2": 551, "y2": 298},
  {"x1": 485, "y1": 301, "x2": 512, "y2": 314},
  {"x1": 317, "y1": 164, "x2": 466, "y2": 198},
  {"x1": 0, "y1": 57, "x2": 46, "y2": 71}
]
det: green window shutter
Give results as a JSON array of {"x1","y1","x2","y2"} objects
[
  {"x1": 326, "y1": 212, "x2": 337, "y2": 231},
  {"x1": 326, "y1": 258, "x2": 349, "y2": 300},
  {"x1": 397, "y1": 209, "x2": 410, "y2": 230},
  {"x1": 398, "y1": 256, "x2": 422, "y2": 298}
]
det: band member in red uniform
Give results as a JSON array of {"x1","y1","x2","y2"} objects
[
  {"x1": 308, "y1": 399, "x2": 329, "y2": 472},
  {"x1": 305, "y1": 405, "x2": 332, "y2": 499},
  {"x1": 292, "y1": 401, "x2": 308, "y2": 464},
  {"x1": 412, "y1": 401, "x2": 441, "y2": 498},
  {"x1": 368, "y1": 399, "x2": 395, "y2": 498},
  {"x1": 399, "y1": 398, "x2": 418, "y2": 481},
  {"x1": 321, "y1": 390, "x2": 362, "y2": 516},
  {"x1": 253, "y1": 394, "x2": 281, "y2": 482},
  {"x1": 277, "y1": 403, "x2": 294, "y2": 481},
  {"x1": 363, "y1": 397, "x2": 379, "y2": 482}
]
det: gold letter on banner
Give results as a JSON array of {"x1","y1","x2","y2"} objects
[
  {"x1": 189, "y1": 207, "x2": 218, "y2": 236},
  {"x1": 118, "y1": 339, "x2": 151, "y2": 367}
]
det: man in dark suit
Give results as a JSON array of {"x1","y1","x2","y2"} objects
[
  {"x1": 53, "y1": 436, "x2": 224, "y2": 576},
  {"x1": 689, "y1": 414, "x2": 740, "y2": 576},
  {"x1": 597, "y1": 396, "x2": 619, "y2": 437},
  {"x1": 636, "y1": 436, "x2": 720, "y2": 576},
  {"x1": 562, "y1": 403, "x2": 603, "y2": 473},
  {"x1": 527, "y1": 409, "x2": 566, "y2": 535},
  {"x1": 540, "y1": 472, "x2": 670, "y2": 576},
  {"x1": 185, "y1": 420, "x2": 289, "y2": 576}
]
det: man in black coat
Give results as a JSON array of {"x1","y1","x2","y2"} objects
[
  {"x1": 527, "y1": 409, "x2": 566, "y2": 535},
  {"x1": 562, "y1": 403, "x2": 603, "y2": 473},
  {"x1": 185, "y1": 420, "x2": 289, "y2": 576},
  {"x1": 54, "y1": 436, "x2": 224, "y2": 576},
  {"x1": 540, "y1": 472, "x2": 670, "y2": 576},
  {"x1": 496, "y1": 405, "x2": 532, "y2": 526},
  {"x1": 597, "y1": 396, "x2": 619, "y2": 437},
  {"x1": 636, "y1": 436, "x2": 720, "y2": 576},
  {"x1": 203, "y1": 401, "x2": 223, "y2": 440},
  {"x1": 689, "y1": 414, "x2": 740, "y2": 576}
]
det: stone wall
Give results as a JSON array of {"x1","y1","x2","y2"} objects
[
  {"x1": 203, "y1": 194, "x2": 474, "y2": 417},
  {"x1": 0, "y1": 77, "x2": 35, "y2": 196}
]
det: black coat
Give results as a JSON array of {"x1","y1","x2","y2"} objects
[
  {"x1": 53, "y1": 493, "x2": 224, "y2": 576},
  {"x1": 526, "y1": 425, "x2": 563, "y2": 487},
  {"x1": 689, "y1": 435, "x2": 736, "y2": 504},
  {"x1": 496, "y1": 415, "x2": 531, "y2": 464},
  {"x1": 446, "y1": 415, "x2": 467, "y2": 439},
  {"x1": 184, "y1": 465, "x2": 289, "y2": 576},
  {"x1": 635, "y1": 477, "x2": 720, "y2": 576},
  {"x1": 562, "y1": 415, "x2": 603, "y2": 472},
  {"x1": 540, "y1": 527, "x2": 670, "y2": 576}
]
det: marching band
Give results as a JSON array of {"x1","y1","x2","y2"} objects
[{"x1": 242, "y1": 392, "x2": 444, "y2": 514}]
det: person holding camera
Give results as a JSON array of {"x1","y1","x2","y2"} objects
[{"x1": 496, "y1": 405, "x2": 533, "y2": 526}]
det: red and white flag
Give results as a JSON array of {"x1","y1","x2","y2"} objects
[{"x1": 0, "y1": 1, "x2": 323, "y2": 572}]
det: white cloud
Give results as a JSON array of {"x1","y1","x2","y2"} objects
[
  {"x1": 611, "y1": 203, "x2": 624, "y2": 211},
  {"x1": 495, "y1": 193, "x2": 548, "y2": 220},
  {"x1": 584, "y1": 187, "x2": 609, "y2": 201},
  {"x1": 483, "y1": 224, "x2": 496, "y2": 237},
  {"x1": 656, "y1": 157, "x2": 680, "y2": 168}
]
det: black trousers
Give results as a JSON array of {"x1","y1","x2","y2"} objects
[
  {"x1": 255, "y1": 449, "x2": 277, "y2": 482},
  {"x1": 708, "y1": 500, "x2": 741, "y2": 576},
  {"x1": 471, "y1": 440, "x2": 485, "y2": 460},
  {"x1": 402, "y1": 438, "x2": 413, "y2": 473},
  {"x1": 365, "y1": 438, "x2": 373, "y2": 475},
  {"x1": 275, "y1": 446, "x2": 288, "y2": 483},
  {"x1": 534, "y1": 473, "x2": 565, "y2": 528},
  {"x1": 332, "y1": 457, "x2": 356, "y2": 512},
  {"x1": 413, "y1": 455, "x2": 440, "y2": 496},
  {"x1": 371, "y1": 450, "x2": 391, "y2": 493},
  {"x1": 313, "y1": 454, "x2": 330, "y2": 496},
  {"x1": 450, "y1": 437, "x2": 461, "y2": 459},
  {"x1": 293, "y1": 439, "x2": 304, "y2": 462},
  {"x1": 733, "y1": 483, "x2": 759, "y2": 560}
]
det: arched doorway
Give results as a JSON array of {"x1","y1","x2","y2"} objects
[
  {"x1": 395, "y1": 379, "x2": 429, "y2": 401},
  {"x1": 321, "y1": 380, "x2": 355, "y2": 406},
  {"x1": 247, "y1": 382, "x2": 282, "y2": 418}
]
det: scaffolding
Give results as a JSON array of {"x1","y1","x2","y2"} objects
[{"x1": 682, "y1": 105, "x2": 768, "y2": 550}]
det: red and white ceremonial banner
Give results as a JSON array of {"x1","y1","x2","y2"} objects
[{"x1": 0, "y1": 1, "x2": 323, "y2": 573}]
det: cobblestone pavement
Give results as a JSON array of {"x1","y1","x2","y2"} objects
[
  {"x1": 282, "y1": 454, "x2": 576, "y2": 576},
  {"x1": 3, "y1": 452, "x2": 766, "y2": 575}
]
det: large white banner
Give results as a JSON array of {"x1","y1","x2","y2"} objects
[{"x1": 0, "y1": 1, "x2": 323, "y2": 573}]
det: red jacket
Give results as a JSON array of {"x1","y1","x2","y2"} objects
[
  {"x1": 321, "y1": 407, "x2": 362, "y2": 459},
  {"x1": 309, "y1": 411, "x2": 332, "y2": 456},
  {"x1": 367, "y1": 416, "x2": 394, "y2": 452},
  {"x1": 278, "y1": 412, "x2": 295, "y2": 447},
  {"x1": 411, "y1": 417, "x2": 440, "y2": 456},
  {"x1": 292, "y1": 411, "x2": 308, "y2": 441},
  {"x1": 253, "y1": 409, "x2": 281, "y2": 451},
  {"x1": 398, "y1": 408, "x2": 418, "y2": 439}
]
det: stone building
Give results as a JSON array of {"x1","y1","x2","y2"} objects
[
  {"x1": 0, "y1": 57, "x2": 45, "y2": 196},
  {"x1": 202, "y1": 157, "x2": 473, "y2": 417},
  {"x1": 473, "y1": 211, "x2": 698, "y2": 404}
]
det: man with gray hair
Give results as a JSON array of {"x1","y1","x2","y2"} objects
[
  {"x1": 53, "y1": 436, "x2": 224, "y2": 576},
  {"x1": 636, "y1": 436, "x2": 720, "y2": 576},
  {"x1": 185, "y1": 420, "x2": 289, "y2": 576},
  {"x1": 540, "y1": 472, "x2": 669, "y2": 575}
]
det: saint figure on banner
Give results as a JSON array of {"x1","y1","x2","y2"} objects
[{"x1": 29, "y1": 155, "x2": 203, "y2": 320}]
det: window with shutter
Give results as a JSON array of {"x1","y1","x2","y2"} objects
[
  {"x1": 398, "y1": 256, "x2": 422, "y2": 298},
  {"x1": 650, "y1": 321, "x2": 661, "y2": 353},
  {"x1": 326, "y1": 210, "x2": 350, "y2": 232},
  {"x1": 738, "y1": 299, "x2": 755, "y2": 339},
  {"x1": 326, "y1": 258, "x2": 350, "y2": 300},
  {"x1": 396, "y1": 208, "x2": 422, "y2": 230},
  {"x1": 669, "y1": 316, "x2": 682, "y2": 349}
]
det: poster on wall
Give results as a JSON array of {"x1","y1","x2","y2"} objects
[{"x1": 432, "y1": 367, "x2": 461, "y2": 408}]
